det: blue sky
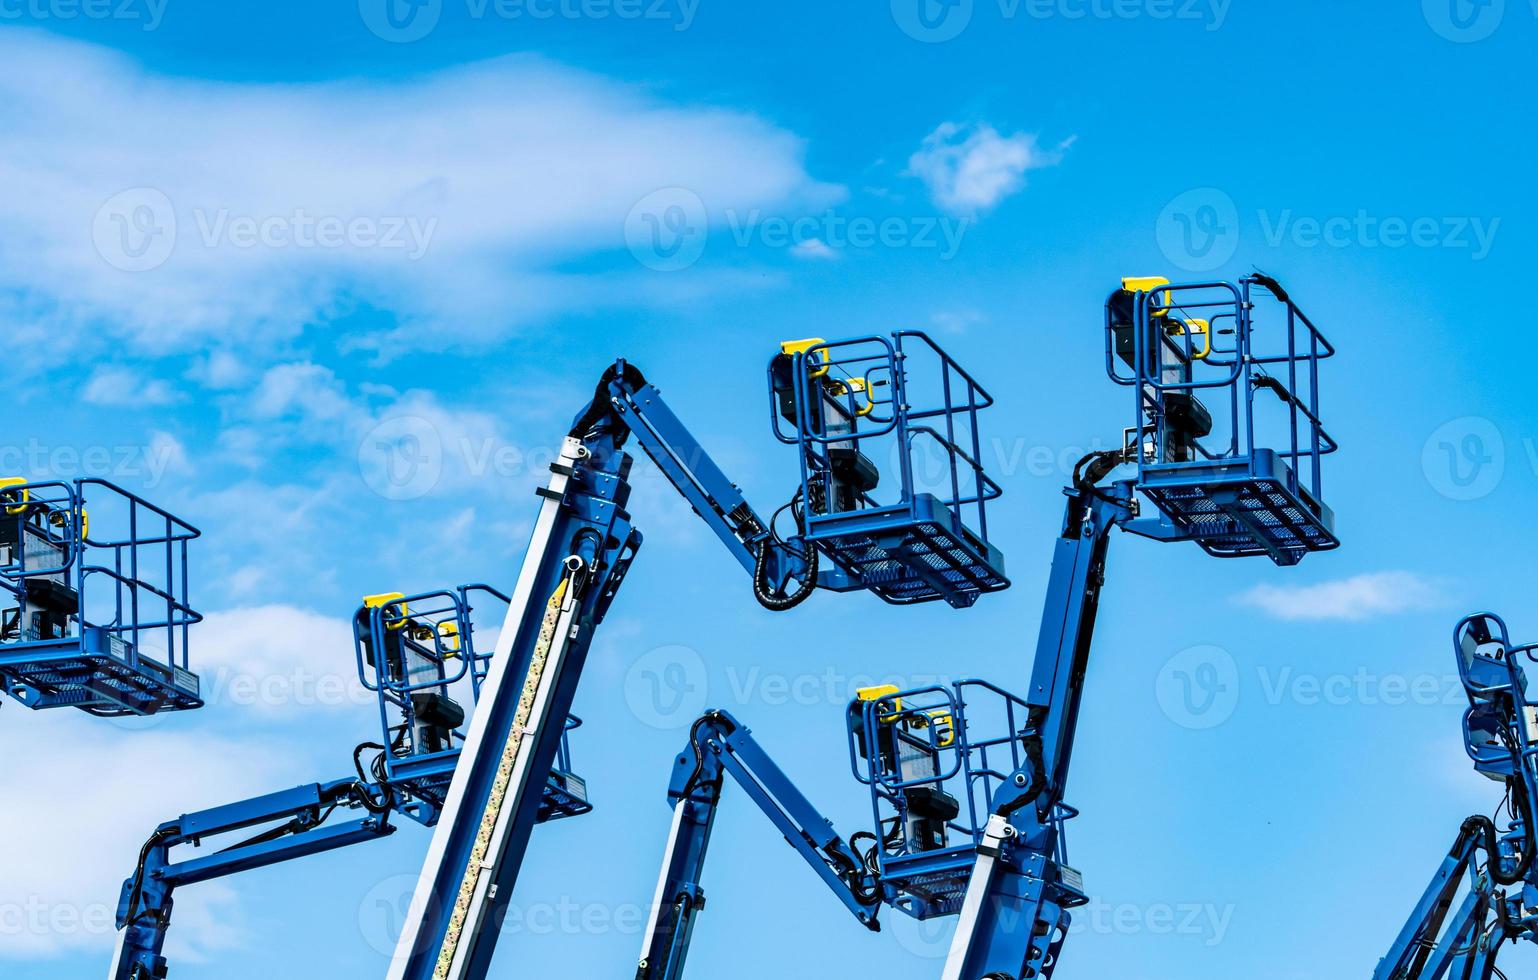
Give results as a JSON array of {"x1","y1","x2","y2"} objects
[{"x1": 0, "y1": 1, "x2": 1535, "y2": 977}]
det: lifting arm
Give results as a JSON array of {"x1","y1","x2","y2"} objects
[
  {"x1": 109, "y1": 778, "x2": 396, "y2": 980},
  {"x1": 636, "y1": 710, "x2": 881, "y2": 980}
]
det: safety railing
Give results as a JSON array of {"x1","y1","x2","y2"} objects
[
  {"x1": 0, "y1": 478, "x2": 201, "y2": 715},
  {"x1": 848, "y1": 679, "x2": 1031, "y2": 870},
  {"x1": 1105, "y1": 275, "x2": 1339, "y2": 562}
]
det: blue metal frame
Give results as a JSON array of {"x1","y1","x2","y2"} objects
[
  {"x1": 389, "y1": 339, "x2": 1008, "y2": 979},
  {"x1": 1376, "y1": 612, "x2": 1538, "y2": 978},
  {"x1": 1107, "y1": 275, "x2": 1339, "y2": 566},
  {"x1": 352, "y1": 584, "x2": 590, "y2": 826},
  {"x1": 768, "y1": 332, "x2": 1008, "y2": 606},
  {"x1": 636, "y1": 682, "x2": 1033, "y2": 980},
  {"x1": 0, "y1": 477, "x2": 201, "y2": 716},
  {"x1": 109, "y1": 586, "x2": 595, "y2": 979}
]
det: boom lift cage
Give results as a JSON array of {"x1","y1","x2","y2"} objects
[
  {"x1": 1106, "y1": 275, "x2": 1339, "y2": 565},
  {"x1": 770, "y1": 332, "x2": 1008, "y2": 606},
  {"x1": 847, "y1": 680, "x2": 1052, "y2": 920},
  {"x1": 0, "y1": 477, "x2": 201, "y2": 716},
  {"x1": 1456, "y1": 612, "x2": 1538, "y2": 885},
  {"x1": 354, "y1": 585, "x2": 589, "y2": 827}
]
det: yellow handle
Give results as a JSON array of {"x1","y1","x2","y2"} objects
[
  {"x1": 1169, "y1": 317, "x2": 1211, "y2": 361},
  {"x1": 438, "y1": 621, "x2": 462, "y2": 657},
  {"x1": 926, "y1": 709, "x2": 957, "y2": 747},
  {"x1": 363, "y1": 591, "x2": 409, "y2": 629},
  {"x1": 829, "y1": 377, "x2": 876, "y2": 417},
  {"x1": 781, "y1": 337, "x2": 830, "y2": 379},
  {"x1": 0, "y1": 477, "x2": 29, "y2": 516},
  {"x1": 48, "y1": 507, "x2": 89, "y2": 539},
  {"x1": 1121, "y1": 275, "x2": 1172, "y2": 316}
]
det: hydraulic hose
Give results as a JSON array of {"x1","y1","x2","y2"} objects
[{"x1": 752, "y1": 537, "x2": 818, "y2": 611}]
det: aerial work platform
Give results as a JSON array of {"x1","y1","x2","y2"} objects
[{"x1": 0, "y1": 478, "x2": 201, "y2": 716}]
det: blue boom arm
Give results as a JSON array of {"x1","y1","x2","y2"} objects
[
  {"x1": 1375, "y1": 612, "x2": 1538, "y2": 979},
  {"x1": 110, "y1": 778, "x2": 397, "y2": 980},
  {"x1": 389, "y1": 344, "x2": 1007, "y2": 980},
  {"x1": 636, "y1": 710, "x2": 881, "y2": 980}
]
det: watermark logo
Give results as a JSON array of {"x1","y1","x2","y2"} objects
[
  {"x1": 1156, "y1": 645, "x2": 1239, "y2": 730},
  {"x1": 359, "y1": 874, "x2": 419, "y2": 954},
  {"x1": 94, "y1": 187, "x2": 177, "y2": 273},
  {"x1": 359, "y1": 416, "x2": 445, "y2": 501},
  {"x1": 359, "y1": 0, "x2": 444, "y2": 42},
  {"x1": 891, "y1": 0, "x2": 974, "y2": 42},
  {"x1": 1156, "y1": 187, "x2": 1240, "y2": 273},
  {"x1": 1422, "y1": 416, "x2": 1505, "y2": 501},
  {"x1": 1423, "y1": 0, "x2": 1506, "y2": 41},
  {"x1": 624, "y1": 644, "x2": 708, "y2": 729},
  {"x1": 626, "y1": 187, "x2": 708, "y2": 272},
  {"x1": 0, "y1": 0, "x2": 169, "y2": 31}
]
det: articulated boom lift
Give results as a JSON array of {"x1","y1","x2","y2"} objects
[
  {"x1": 108, "y1": 586, "x2": 590, "y2": 979},
  {"x1": 636, "y1": 680, "x2": 1035, "y2": 979},
  {"x1": 0, "y1": 477, "x2": 201, "y2": 716},
  {"x1": 1375, "y1": 613, "x2": 1538, "y2": 979},
  {"x1": 940, "y1": 273, "x2": 1337, "y2": 980},
  {"x1": 388, "y1": 334, "x2": 1008, "y2": 980}
]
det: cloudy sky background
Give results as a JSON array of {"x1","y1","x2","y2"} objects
[{"x1": 0, "y1": 3, "x2": 1534, "y2": 978}]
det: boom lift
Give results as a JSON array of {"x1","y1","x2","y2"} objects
[
  {"x1": 387, "y1": 334, "x2": 1008, "y2": 980},
  {"x1": 0, "y1": 477, "x2": 201, "y2": 716},
  {"x1": 108, "y1": 585, "x2": 591, "y2": 980},
  {"x1": 637, "y1": 680, "x2": 1036, "y2": 979},
  {"x1": 933, "y1": 273, "x2": 1337, "y2": 980},
  {"x1": 1374, "y1": 613, "x2": 1538, "y2": 979}
]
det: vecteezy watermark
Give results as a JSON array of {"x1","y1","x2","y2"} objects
[
  {"x1": 1156, "y1": 645, "x2": 1470, "y2": 729},
  {"x1": 1422, "y1": 416, "x2": 1506, "y2": 501},
  {"x1": 358, "y1": 0, "x2": 700, "y2": 42},
  {"x1": 624, "y1": 188, "x2": 972, "y2": 272},
  {"x1": 92, "y1": 188, "x2": 439, "y2": 273},
  {"x1": 1421, "y1": 0, "x2": 1537, "y2": 42},
  {"x1": 724, "y1": 209, "x2": 971, "y2": 262},
  {"x1": 624, "y1": 644, "x2": 709, "y2": 729},
  {"x1": 1156, "y1": 187, "x2": 1501, "y2": 271},
  {"x1": 1155, "y1": 645, "x2": 1240, "y2": 730},
  {"x1": 1156, "y1": 187, "x2": 1242, "y2": 274},
  {"x1": 891, "y1": 0, "x2": 1230, "y2": 42},
  {"x1": 622, "y1": 644, "x2": 960, "y2": 730},
  {"x1": 0, "y1": 439, "x2": 181, "y2": 488},
  {"x1": 1258, "y1": 210, "x2": 1500, "y2": 261},
  {"x1": 0, "y1": 898, "x2": 116, "y2": 939},
  {"x1": 0, "y1": 0, "x2": 167, "y2": 30},
  {"x1": 359, "y1": 416, "x2": 446, "y2": 502}
]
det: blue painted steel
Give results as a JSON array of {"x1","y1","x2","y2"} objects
[
  {"x1": 1106, "y1": 275, "x2": 1338, "y2": 566},
  {"x1": 391, "y1": 342, "x2": 1007, "y2": 979},
  {"x1": 352, "y1": 584, "x2": 590, "y2": 826},
  {"x1": 0, "y1": 478, "x2": 201, "y2": 715},
  {"x1": 111, "y1": 779, "x2": 398, "y2": 980},
  {"x1": 391, "y1": 430, "x2": 642, "y2": 980},
  {"x1": 768, "y1": 332, "x2": 1008, "y2": 606},
  {"x1": 1375, "y1": 612, "x2": 1538, "y2": 978},
  {"x1": 636, "y1": 709, "x2": 883, "y2": 980},
  {"x1": 636, "y1": 680, "x2": 1034, "y2": 979}
]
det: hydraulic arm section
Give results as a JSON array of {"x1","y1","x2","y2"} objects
[
  {"x1": 638, "y1": 679, "x2": 1038, "y2": 979},
  {"x1": 1375, "y1": 613, "x2": 1538, "y2": 979},
  {"x1": 389, "y1": 334, "x2": 1009, "y2": 980},
  {"x1": 636, "y1": 710, "x2": 884, "y2": 980},
  {"x1": 109, "y1": 586, "x2": 591, "y2": 980},
  {"x1": 937, "y1": 274, "x2": 1339, "y2": 980}
]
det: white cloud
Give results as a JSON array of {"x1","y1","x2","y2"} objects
[
  {"x1": 791, "y1": 238, "x2": 839, "y2": 260},
  {"x1": 931, "y1": 309, "x2": 986, "y2": 333},
  {"x1": 908, "y1": 122, "x2": 1067, "y2": 214},
  {"x1": 194, "y1": 605, "x2": 371, "y2": 718},
  {"x1": 0, "y1": 32, "x2": 834, "y2": 359},
  {"x1": 0, "y1": 711, "x2": 293, "y2": 959},
  {"x1": 81, "y1": 366, "x2": 182, "y2": 407},
  {"x1": 1234, "y1": 572, "x2": 1443, "y2": 621}
]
